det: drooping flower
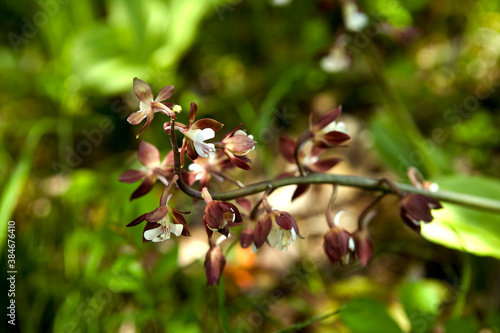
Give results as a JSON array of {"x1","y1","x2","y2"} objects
[
  {"x1": 119, "y1": 141, "x2": 175, "y2": 200},
  {"x1": 201, "y1": 187, "x2": 243, "y2": 237},
  {"x1": 310, "y1": 106, "x2": 351, "y2": 148},
  {"x1": 323, "y1": 210, "x2": 355, "y2": 265},
  {"x1": 204, "y1": 245, "x2": 226, "y2": 286},
  {"x1": 220, "y1": 124, "x2": 256, "y2": 170},
  {"x1": 126, "y1": 176, "x2": 190, "y2": 242},
  {"x1": 127, "y1": 77, "x2": 180, "y2": 137},
  {"x1": 253, "y1": 198, "x2": 303, "y2": 251},
  {"x1": 399, "y1": 193, "x2": 442, "y2": 233},
  {"x1": 164, "y1": 102, "x2": 223, "y2": 163}
]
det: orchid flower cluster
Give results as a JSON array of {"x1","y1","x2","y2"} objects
[{"x1": 120, "y1": 78, "x2": 442, "y2": 285}]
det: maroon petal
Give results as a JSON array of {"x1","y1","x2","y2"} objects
[
  {"x1": 240, "y1": 227, "x2": 254, "y2": 248},
  {"x1": 324, "y1": 227, "x2": 352, "y2": 264},
  {"x1": 155, "y1": 85, "x2": 175, "y2": 102},
  {"x1": 353, "y1": 229, "x2": 372, "y2": 267},
  {"x1": 319, "y1": 131, "x2": 351, "y2": 146},
  {"x1": 127, "y1": 213, "x2": 146, "y2": 227},
  {"x1": 310, "y1": 145, "x2": 325, "y2": 158},
  {"x1": 253, "y1": 215, "x2": 273, "y2": 248},
  {"x1": 292, "y1": 184, "x2": 309, "y2": 202},
  {"x1": 144, "y1": 206, "x2": 169, "y2": 222},
  {"x1": 227, "y1": 153, "x2": 251, "y2": 170},
  {"x1": 218, "y1": 225, "x2": 230, "y2": 237},
  {"x1": 186, "y1": 139, "x2": 199, "y2": 161},
  {"x1": 204, "y1": 201, "x2": 224, "y2": 230},
  {"x1": 119, "y1": 169, "x2": 146, "y2": 183},
  {"x1": 133, "y1": 77, "x2": 153, "y2": 103},
  {"x1": 138, "y1": 141, "x2": 161, "y2": 168},
  {"x1": 220, "y1": 202, "x2": 243, "y2": 223},
  {"x1": 313, "y1": 106, "x2": 342, "y2": 130},
  {"x1": 202, "y1": 216, "x2": 214, "y2": 238},
  {"x1": 401, "y1": 194, "x2": 435, "y2": 223},
  {"x1": 310, "y1": 158, "x2": 342, "y2": 173},
  {"x1": 275, "y1": 212, "x2": 293, "y2": 230},
  {"x1": 171, "y1": 209, "x2": 191, "y2": 236},
  {"x1": 279, "y1": 136, "x2": 296, "y2": 164},
  {"x1": 401, "y1": 212, "x2": 421, "y2": 233},
  {"x1": 236, "y1": 198, "x2": 252, "y2": 215},
  {"x1": 193, "y1": 118, "x2": 224, "y2": 132},
  {"x1": 188, "y1": 102, "x2": 198, "y2": 127},
  {"x1": 130, "y1": 174, "x2": 156, "y2": 200}
]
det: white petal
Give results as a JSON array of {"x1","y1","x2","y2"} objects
[
  {"x1": 194, "y1": 142, "x2": 208, "y2": 157},
  {"x1": 348, "y1": 237, "x2": 356, "y2": 251},
  {"x1": 199, "y1": 128, "x2": 215, "y2": 140},
  {"x1": 170, "y1": 223, "x2": 183, "y2": 237},
  {"x1": 144, "y1": 226, "x2": 162, "y2": 240},
  {"x1": 267, "y1": 227, "x2": 282, "y2": 248}
]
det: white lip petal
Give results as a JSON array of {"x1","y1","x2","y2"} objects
[
  {"x1": 194, "y1": 142, "x2": 215, "y2": 158},
  {"x1": 170, "y1": 223, "x2": 184, "y2": 237},
  {"x1": 144, "y1": 226, "x2": 163, "y2": 241},
  {"x1": 267, "y1": 227, "x2": 282, "y2": 248},
  {"x1": 194, "y1": 142, "x2": 209, "y2": 157}
]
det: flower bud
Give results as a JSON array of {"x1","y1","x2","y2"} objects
[{"x1": 204, "y1": 245, "x2": 226, "y2": 286}]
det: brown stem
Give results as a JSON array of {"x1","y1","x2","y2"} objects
[
  {"x1": 325, "y1": 185, "x2": 338, "y2": 228},
  {"x1": 294, "y1": 131, "x2": 314, "y2": 177},
  {"x1": 167, "y1": 122, "x2": 500, "y2": 214},
  {"x1": 357, "y1": 193, "x2": 387, "y2": 230},
  {"x1": 168, "y1": 120, "x2": 203, "y2": 199}
]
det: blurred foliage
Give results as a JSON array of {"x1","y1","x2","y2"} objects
[{"x1": 1, "y1": 0, "x2": 500, "y2": 332}]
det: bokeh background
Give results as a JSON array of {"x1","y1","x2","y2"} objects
[{"x1": 1, "y1": 0, "x2": 500, "y2": 332}]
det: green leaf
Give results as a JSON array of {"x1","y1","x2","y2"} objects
[
  {"x1": 444, "y1": 316, "x2": 481, "y2": 333},
  {"x1": 422, "y1": 176, "x2": 500, "y2": 259},
  {"x1": 399, "y1": 280, "x2": 447, "y2": 333},
  {"x1": 340, "y1": 298, "x2": 404, "y2": 333}
]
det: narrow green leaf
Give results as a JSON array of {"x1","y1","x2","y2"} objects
[{"x1": 0, "y1": 120, "x2": 51, "y2": 250}]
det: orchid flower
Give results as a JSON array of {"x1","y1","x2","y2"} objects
[{"x1": 127, "y1": 77, "x2": 180, "y2": 137}]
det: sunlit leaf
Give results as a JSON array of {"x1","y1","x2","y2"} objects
[{"x1": 422, "y1": 176, "x2": 500, "y2": 259}]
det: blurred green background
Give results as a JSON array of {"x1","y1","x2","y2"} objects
[{"x1": 1, "y1": 0, "x2": 500, "y2": 332}]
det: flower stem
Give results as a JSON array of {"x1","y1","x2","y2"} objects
[
  {"x1": 294, "y1": 131, "x2": 313, "y2": 176},
  {"x1": 209, "y1": 174, "x2": 500, "y2": 213},
  {"x1": 167, "y1": 124, "x2": 500, "y2": 214},
  {"x1": 168, "y1": 119, "x2": 204, "y2": 199}
]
